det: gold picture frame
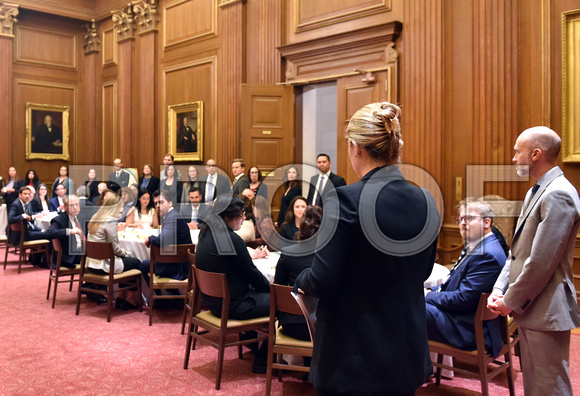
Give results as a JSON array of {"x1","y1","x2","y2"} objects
[
  {"x1": 562, "y1": 9, "x2": 580, "y2": 162},
  {"x1": 168, "y1": 101, "x2": 204, "y2": 162},
  {"x1": 26, "y1": 103, "x2": 70, "y2": 161}
]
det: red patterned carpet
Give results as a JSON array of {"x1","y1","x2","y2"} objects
[{"x1": 1, "y1": 250, "x2": 578, "y2": 395}]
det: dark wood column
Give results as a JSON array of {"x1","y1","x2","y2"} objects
[{"x1": 0, "y1": 4, "x2": 18, "y2": 172}]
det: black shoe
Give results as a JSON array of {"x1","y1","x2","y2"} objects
[
  {"x1": 97, "y1": 295, "x2": 107, "y2": 304},
  {"x1": 115, "y1": 298, "x2": 123, "y2": 309},
  {"x1": 251, "y1": 358, "x2": 267, "y2": 374}
]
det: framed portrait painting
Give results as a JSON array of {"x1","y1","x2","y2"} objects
[
  {"x1": 168, "y1": 101, "x2": 204, "y2": 162},
  {"x1": 26, "y1": 103, "x2": 70, "y2": 161}
]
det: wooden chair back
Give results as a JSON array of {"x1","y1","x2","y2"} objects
[
  {"x1": 85, "y1": 240, "x2": 115, "y2": 262},
  {"x1": 181, "y1": 249, "x2": 197, "y2": 334},
  {"x1": 271, "y1": 284, "x2": 303, "y2": 316},
  {"x1": 150, "y1": 243, "x2": 193, "y2": 263},
  {"x1": 47, "y1": 238, "x2": 80, "y2": 308},
  {"x1": 429, "y1": 293, "x2": 516, "y2": 396}
]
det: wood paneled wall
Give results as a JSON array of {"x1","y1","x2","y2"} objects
[{"x1": 2, "y1": 0, "x2": 580, "y2": 236}]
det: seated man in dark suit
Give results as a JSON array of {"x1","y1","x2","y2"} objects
[
  {"x1": 140, "y1": 190, "x2": 192, "y2": 286},
  {"x1": 425, "y1": 200, "x2": 507, "y2": 357},
  {"x1": 46, "y1": 194, "x2": 84, "y2": 269},
  {"x1": 49, "y1": 184, "x2": 66, "y2": 212},
  {"x1": 306, "y1": 153, "x2": 346, "y2": 207},
  {"x1": 180, "y1": 188, "x2": 210, "y2": 230},
  {"x1": 7, "y1": 186, "x2": 52, "y2": 265}
]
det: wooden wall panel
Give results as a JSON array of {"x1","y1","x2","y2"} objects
[
  {"x1": 14, "y1": 79, "x2": 76, "y2": 184},
  {"x1": 102, "y1": 27, "x2": 117, "y2": 67},
  {"x1": 245, "y1": 0, "x2": 282, "y2": 84},
  {"x1": 216, "y1": 0, "x2": 244, "y2": 173},
  {"x1": 0, "y1": 36, "x2": 14, "y2": 175},
  {"x1": 296, "y1": 0, "x2": 390, "y2": 32},
  {"x1": 163, "y1": 57, "x2": 216, "y2": 164},
  {"x1": 102, "y1": 81, "x2": 118, "y2": 164},
  {"x1": 163, "y1": 0, "x2": 216, "y2": 48},
  {"x1": 16, "y1": 26, "x2": 77, "y2": 69}
]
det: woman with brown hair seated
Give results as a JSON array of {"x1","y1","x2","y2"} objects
[{"x1": 86, "y1": 194, "x2": 142, "y2": 310}]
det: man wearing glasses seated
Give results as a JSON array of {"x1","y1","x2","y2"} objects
[{"x1": 425, "y1": 200, "x2": 506, "y2": 357}]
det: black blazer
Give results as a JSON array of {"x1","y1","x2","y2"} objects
[
  {"x1": 196, "y1": 225, "x2": 269, "y2": 315},
  {"x1": 277, "y1": 183, "x2": 302, "y2": 225},
  {"x1": 148, "y1": 209, "x2": 192, "y2": 280},
  {"x1": 7, "y1": 199, "x2": 38, "y2": 245},
  {"x1": 306, "y1": 172, "x2": 346, "y2": 207},
  {"x1": 180, "y1": 203, "x2": 210, "y2": 225},
  {"x1": 279, "y1": 222, "x2": 298, "y2": 241},
  {"x1": 231, "y1": 174, "x2": 250, "y2": 196},
  {"x1": 46, "y1": 212, "x2": 83, "y2": 267},
  {"x1": 274, "y1": 248, "x2": 314, "y2": 328},
  {"x1": 295, "y1": 165, "x2": 439, "y2": 394},
  {"x1": 84, "y1": 180, "x2": 100, "y2": 201},
  {"x1": 107, "y1": 169, "x2": 131, "y2": 192},
  {"x1": 138, "y1": 176, "x2": 160, "y2": 196}
]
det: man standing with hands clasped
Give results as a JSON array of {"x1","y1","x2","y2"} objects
[{"x1": 487, "y1": 126, "x2": 580, "y2": 395}]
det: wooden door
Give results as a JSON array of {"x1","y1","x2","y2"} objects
[
  {"x1": 336, "y1": 71, "x2": 393, "y2": 184},
  {"x1": 240, "y1": 84, "x2": 295, "y2": 174}
]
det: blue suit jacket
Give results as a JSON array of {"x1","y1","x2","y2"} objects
[
  {"x1": 426, "y1": 233, "x2": 506, "y2": 356},
  {"x1": 149, "y1": 208, "x2": 192, "y2": 280}
]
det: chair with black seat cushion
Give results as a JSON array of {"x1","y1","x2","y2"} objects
[
  {"x1": 3, "y1": 220, "x2": 50, "y2": 273},
  {"x1": 47, "y1": 238, "x2": 80, "y2": 308},
  {"x1": 429, "y1": 293, "x2": 517, "y2": 396},
  {"x1": 75, "y1": 240, "x2": 142, "y2": 322},
  {"x1": 183, "y1": 265, "x2": 269, "y2": 390},
  {"x1": 265, "y1": 284, "x2": 313, "y2": 396},
  {"x1": 181, "y1": 249, "x2": 196, "y2": 335},
  {"x1": 148, "y1": 244, "x2": 194, "y2": 326}
]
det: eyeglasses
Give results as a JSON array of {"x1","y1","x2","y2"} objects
[{"x1": 454, "y1": 215, "x2": 483, "y2": 224}]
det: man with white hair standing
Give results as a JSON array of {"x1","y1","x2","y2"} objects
[{"x1": 488, "y1": 126, "x2": 580, "y2": 395}]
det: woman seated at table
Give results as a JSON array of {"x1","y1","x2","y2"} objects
[
  {"x1": 118, "y1": 187, "x2": 136, "y2": 223},
  {"x1": 279, "y1": 196, "x2": 307, "y2": 240},
  {"x1": 275, "y1": 165, "x2": 302, "y2": 227},
  {"x1": 253, "y1": 195, "x2": 277, "y2": 251},
  {"x1": 235, "y1": 195, "x2": 256, "y2": 243},
  {"x1": 84, "y1": 168, "x2": 100, "y2": 202},
  {"x1": 275, "y1": 204, "x2": 322, "y2": 343},
  {"x1": 180, "y1": 165, "x2": 200, "y2": 203},
  {"x1": 52, "y1": 166, "x2": 74, "y2": 196},
  {"x1": 30, "y1": 183, "x2": 51, "y2": 215},
  {"x1": 160, "y1": 164, "x2": 181, "y2": 208},
  {"x1": 86, "y1": 194, "x2": 141, "y2": 310},
  {"x1": 126, "y1": 188, "x2": 159, "y2": 228},
  {"x1": 196, "y1": 194, "x2": 270, "y2": 373}
]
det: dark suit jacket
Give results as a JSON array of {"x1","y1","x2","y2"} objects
[
  {"x1": 196, "y1": 225, "x2": 269, "y2": 315},
  {"x1": 199, "y1": 174, "x2": 231, "y2": 203},
  {"x1": 306, "y1": 172, "x2": 346, "y2": 207},
  {"x1": 7, "y1": 199, "x2": 42, "y2": 245},
  {"x1": 231, "y1": 174, "x2": 250, "y2": 196},
  {"x1": 138, "y1": 176, "x2": 160, "y2": 196},
  {"x1": 3, "y1": 179, "x2": 22, "y2": 207},
  {"x1": 149, "y1": 208, "x2": 192, "y2": 280},
  {"x1": 426, "y1": 234, "x2": 506, "y2": 356},
  {"x1": 46, "y1": 212, "x2": 83, "y2": 267},
  {"x1": 49, "y1": 196, "x2": 63, "y2": 212},
  {"x1": 107, "y1": 169, "x2": 131, "y2": 192},
  {"x1": 180, "y1": 203, "x2": 210, "y2": 225},
  {"x1": 78, "y1": 199, "x2": 97, "y2": 235},
  {"x1": 279, "y1": 222, "x2": 298, "y2": 241},
  {"x1": 277, "y1": 184, "x2": 302, "y2": 225},
  {"x1": 275, "y1": 247, "x2": 314, "y2": 328},
  {"x1": 84, "y1": 180, "x2": 100, "y2": 201},
  {"x1": 295, "y1": 165, "x2": 439, "y2": 394}
]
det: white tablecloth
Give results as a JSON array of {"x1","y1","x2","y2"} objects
[
  {"x1": 35, "y1": 212, "x2": 58, "y2": 231},
  {"x1": 118, "y1": 229, "x2": 200, "y2": 261},
  {"x1": 0, "y1": 204, "x2": 6, "y2": 236}
]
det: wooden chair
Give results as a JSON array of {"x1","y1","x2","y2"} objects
[
  {"x1": 429, "y1": 293, "x2": 516, "y2": 396},
  {"x1": 148, "y1": 244, "x2": 194, "y2": 326},
  {"x1": 181, "y1": 249, "x2": 196, "y2": 334},
  {"x1": 3, "y1": 220, "x2": 50, "y2": 273},
  {"x1": 183, "y1": 266, "x2": 269, "y2": 390},
  {"x1": 75, "y1": 241, "x2": 142, "y2": 322},
  {"x1": 266, "y1": 284, "x2": 313, "y2": 396},
  {"x1": 47, "y1": 239, "x2": 81, "y2": 308}
]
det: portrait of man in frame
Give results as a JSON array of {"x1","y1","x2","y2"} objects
[
  {"x1": 26, "y1": 103, "x2": 70, "y2": 161},
  {"x1": 168, "y1": 101, "x2": 204, "y2": 162}
]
